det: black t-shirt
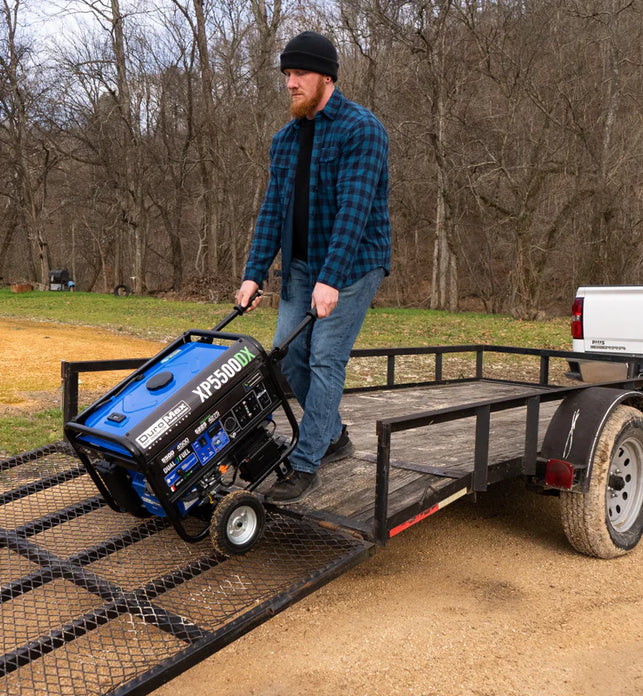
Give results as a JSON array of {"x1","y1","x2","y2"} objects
[{"x1": 292, "y1": 118, "x2": 315, "y2": 262}]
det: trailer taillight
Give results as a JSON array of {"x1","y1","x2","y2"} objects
[
  {"x1": 571, "y1": 297, "x2": 584, "y2": 339},
  {"x1": 545, "y1": 459, "x2": 575, "y2": 490}
]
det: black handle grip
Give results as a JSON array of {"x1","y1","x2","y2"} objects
[
  {"x1": 269, "y1": 307, "x2": 317, "y2": 362},
  {"x1": 211, "y1": 290, "x2": 263, "y2": 332},
  {"x1": 234, "y1": 289, "x2": 263, "y2": 315}
]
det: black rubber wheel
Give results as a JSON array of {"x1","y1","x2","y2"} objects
[
  {"x1": 210, "y1": 490, "x2": 265, "y2": 556},
  {"x1": 560, "y1": 405, "x2": 643, "y2": 558},
  {"x1": 113, "y1": 284, "x2": 131, "y2": 297}
]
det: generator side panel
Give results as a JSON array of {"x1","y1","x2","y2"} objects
[{"x1": 149, "y1": 363, "x2": 284, "y2": 504}]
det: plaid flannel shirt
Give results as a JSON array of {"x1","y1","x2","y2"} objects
[{"x1": 243, "y1": 88, "x2": 391, "y2": 296}]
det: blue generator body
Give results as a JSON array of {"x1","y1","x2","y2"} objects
[{"x1": 64, "y1": 314, "x2": 302, "y2": 544}]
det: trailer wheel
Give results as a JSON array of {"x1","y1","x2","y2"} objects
[
  {"x1": 560, "y1": 405, "x2": 643, "y2": 558},
  {"x1": 210, "y1": 491, "x2": 265, "y2": 556}
]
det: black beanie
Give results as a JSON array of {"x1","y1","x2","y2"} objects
[{"x1": 280, "y1": 31, "x2": 338, "y2": 82}]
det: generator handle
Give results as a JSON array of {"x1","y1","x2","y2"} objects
[
  {"x1": 269, "y1": 308, "x2": 318, "y2": 362},
  {"x1": 211, "y1": 290, "x2": 263, "y2": 332}
]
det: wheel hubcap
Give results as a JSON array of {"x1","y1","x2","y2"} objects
[
  {"x1": 606, "y1": 436, "x2": 643, "y2": 532},
  {"x1": 226, "y1": 505, "x2": 258, "y2": 546}
]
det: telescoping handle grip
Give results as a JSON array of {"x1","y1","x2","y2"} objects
[
  {"x1": 211, "y1": 290, "x2": 263, "y2": 332},
  {"x1": 269, "y1": 308, "x2": 318, "y2": 362}
]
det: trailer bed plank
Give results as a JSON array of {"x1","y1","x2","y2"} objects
[
  {"x1": 304, "y1": 457, "x2": 436, "y2": 520},
  {"x1": 289, "y1": 381, "x2": 559, "y2": 527}
]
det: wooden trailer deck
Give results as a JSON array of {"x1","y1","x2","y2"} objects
[{"x1": 273, "y1": 380, "x2": 559, "y2": 538}]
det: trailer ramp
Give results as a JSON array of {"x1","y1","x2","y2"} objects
[{"x1": 1, "y1": 443, "x2": 372, "y2": 696}]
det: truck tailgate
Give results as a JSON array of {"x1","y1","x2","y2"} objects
[{"x1": 574, "y1": 285, "x2": 643, "y2": 355}]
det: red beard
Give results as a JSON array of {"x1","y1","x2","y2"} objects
[{"x1": 289, "y1": 74, "x2": 326, "y2": 119}]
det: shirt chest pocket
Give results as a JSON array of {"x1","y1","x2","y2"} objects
[
  {"x1": 316, "y1": 146, "x2": 339, "y2": 189},
  {"x1": 270, "y1": 153, "x2": 295, "y2": 201}
]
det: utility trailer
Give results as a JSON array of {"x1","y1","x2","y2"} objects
[
  {"x1": 269, "y1": 344, "x2": 643, "y2": 558},
  {"x1": 2, "y1": 343, "x2": 643, "y2": 695},
  {"x1": 60, "y1": 341, "x2": 643, "y2": 557}
]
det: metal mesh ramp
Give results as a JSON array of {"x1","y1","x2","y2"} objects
[{"x1": 1, "y1": 444, "x2": 372, "y2": 696}]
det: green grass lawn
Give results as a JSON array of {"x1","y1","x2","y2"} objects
[
  {"x1": 0, "y1": 289, "x2": 572, "y2": 455},
  {"x1": 0, "y1": 410, "x2": 62, "y2": 457},
  {"x1": 0, "y1": 288, "x2": 571, "y2": 349}
]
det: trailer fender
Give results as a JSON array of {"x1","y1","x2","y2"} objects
[{"x1": 541, "y1": 387, "x2": 643, "y2": 491}]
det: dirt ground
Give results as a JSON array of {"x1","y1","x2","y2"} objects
[
  {"x1": 0, "y1": 318, "x2": 164, "y2": 413},
  {"x1": 1, "y1": 319, "x2": 642, "y2": 696}
]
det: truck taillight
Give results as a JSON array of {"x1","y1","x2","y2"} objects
[{"x1": 571, "y1": 297, "x2": 584, "y2": 339}]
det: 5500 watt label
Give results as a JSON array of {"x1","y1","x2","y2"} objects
[{"x1": 192, "y1": 347, "x2": 256, "y2": 403}]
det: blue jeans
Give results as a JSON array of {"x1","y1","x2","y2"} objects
[{"x1": 274, "y1": 259, "x2": 384, "y2": 474}]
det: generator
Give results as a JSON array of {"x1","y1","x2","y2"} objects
[{"x1": 65, "y1": 298, "x2": 314, "y2": 555}]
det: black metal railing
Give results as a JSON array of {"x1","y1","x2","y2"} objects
[
  {"x1": 367, "y1": 344, "x2": 643, "y2": 545},
  {"x1": 349, "y1": 343, "x2": 642, "y2": 392},
  {"x1": 62, "y1": 343, "x2": 642, "y2": 421},
  {"x1": 60, "y1": 344, "x2": 643, "y2": 549}
]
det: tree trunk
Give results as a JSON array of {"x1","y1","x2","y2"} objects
[
  {"x1": 2, "y1": 0, "x2": 51, "y2": 285},
  {"x1": 192, "y1": 0, "x2": 219, "y2": 275},
  {"x1": 429, "y1": 6, "x2": 458, "y2": 312},
  {"x1": 110, "y1": 0, "x2": 144, "y2": 294}
]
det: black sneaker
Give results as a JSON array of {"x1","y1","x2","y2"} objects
[
  {"x1": 321, "y1": 425, "x2": 354, "y2": 465},
  {"x1": 265, "y1": 470, "x2": 320, "y2": 504}
]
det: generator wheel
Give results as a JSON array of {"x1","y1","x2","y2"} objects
[
  {"x1": 560, "y1": 405, "x2": 643, "y2": 558},
  {"x1": 210, "y1": 490, "x2": 265, "y2": 556}
]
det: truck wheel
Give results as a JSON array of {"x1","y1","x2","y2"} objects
[
  {"x1": 560, "y1": 405, "x2": 643, "y2": 558},
  {"x1": 210, "y1": 490, "x2": 265, "y2": 556}
]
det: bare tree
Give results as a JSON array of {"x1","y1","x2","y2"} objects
[
  {"x1": 380, "y1": 0, "x2": 464, "y2": 311},
  {"x1": 3, "y1": 0, "x2": 640, "y2": 308},
  {"x1": 0, "y1": 0, "x2": 57, "y2": 284},
  {"x1": 144, "y1": 47, "x2": 197, "y2": 291},
  {"x1": 457, "y1": 0, "x2": 642, "y2": 316},
  {"x1": 52, "y1": 0, "x2": 158, "y2": 293},
  {"x1": 566, "y1": 0, "x2": 642, "y2": 284}
]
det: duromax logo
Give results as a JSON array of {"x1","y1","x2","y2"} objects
[{"x1": 136, "y1": 400, "x2": 191, "y2": 449}]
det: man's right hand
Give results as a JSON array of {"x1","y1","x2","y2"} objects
[{"x1": 236, "y1": 280, "x2": 262, "y2": 312}]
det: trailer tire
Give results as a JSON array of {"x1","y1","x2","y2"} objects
[
  {"x1": 210, "y1": 491, "x2": 265, "y2": 556},
  {"x1": 560, "y1": 405, "x2": 643, "y2": 558},
  {"x1": 113, "y1": 284, "x2": 131, "y2": 297}
]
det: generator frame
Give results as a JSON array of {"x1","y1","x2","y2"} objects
[{"x1": 64, "y1": 303, "x2": 315, "y2": 548}]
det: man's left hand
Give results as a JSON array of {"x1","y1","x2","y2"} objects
[{"x1": 312, "y1": 282, "x2": 339, "y2": 319}]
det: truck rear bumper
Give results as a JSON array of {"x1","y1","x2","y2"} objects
[{"x1": 566, "y1": 358, "x2": 630, "y2": 383}]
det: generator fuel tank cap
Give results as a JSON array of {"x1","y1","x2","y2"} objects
[{"x1": 146, "y1": 371, "x2": 174, "y2": 391}]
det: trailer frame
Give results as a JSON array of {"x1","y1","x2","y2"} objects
[
  {"x1": 3, "y1": 342, "x2": 640, "y2": 696},
  {"x1": 61, "y1": 343, "x2": 643, "y2": 548}
]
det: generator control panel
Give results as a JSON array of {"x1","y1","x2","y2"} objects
[{"x1": 151, "y1": 373, "x2": 279, "y2": 500}]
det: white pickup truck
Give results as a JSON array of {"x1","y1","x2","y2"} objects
[{"x1": 569, "y1": 285, "x2": 643, "y2": 382}]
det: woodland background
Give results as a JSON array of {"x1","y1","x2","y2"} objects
[{"x1": 0, "y1": 0, "x2": 641, "y2": 317}]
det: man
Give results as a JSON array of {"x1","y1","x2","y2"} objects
[{"x1": 237, "y1": 31, "x2": 391, "y2": 503}]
